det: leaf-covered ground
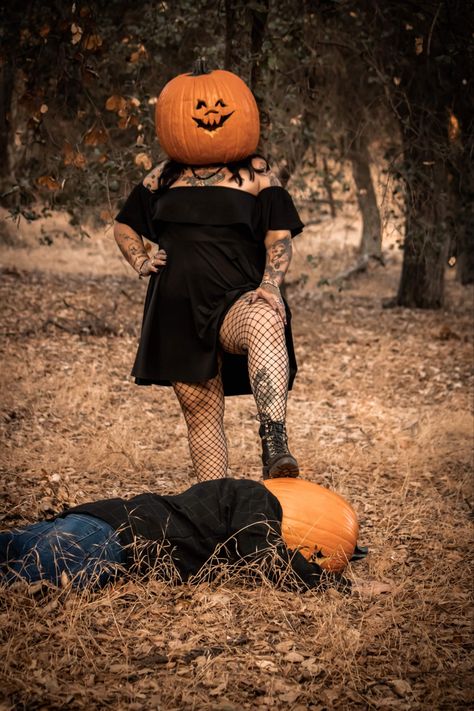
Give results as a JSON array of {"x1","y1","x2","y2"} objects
[{"x1": 0, "y1": 225, "x2": 472, "y2": 710}]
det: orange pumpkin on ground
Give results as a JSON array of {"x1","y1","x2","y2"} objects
[
  {"x1": 263, "y1": 478, "x2": 359, "y2": 573},
  {"x1": 155, "y1": 58, "x2": 260, "y2": 165}
]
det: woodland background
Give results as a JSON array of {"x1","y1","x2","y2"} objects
[{"x1": 0, "y1": 1, "x2": 473, "y2": 710}]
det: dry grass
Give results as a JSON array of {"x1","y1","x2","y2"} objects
[{"x1": 0, "y1": 218, "x2": 473, "y2": 710}]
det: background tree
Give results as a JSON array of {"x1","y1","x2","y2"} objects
[
  {"x1": 0, "y1": 0, "x2": 470, "y2": 307},
  {"x1": 351, "y1": 0, "x2": 471, "y2": 308}
]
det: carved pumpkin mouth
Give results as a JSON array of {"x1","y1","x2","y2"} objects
[
  {"x1": 192, "y1": 111, "x2": 235, "y2": 132},
  {"x1": 308, "y1": 547, "x2": 327, "y2": 563}
]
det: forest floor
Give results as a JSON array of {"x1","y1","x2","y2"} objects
[{"x1": 0, "y1": 212, "x2": 473, "y2": 710}]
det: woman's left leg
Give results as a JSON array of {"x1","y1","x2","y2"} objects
[{"x1": 219, "y1": 295, "x2": 298, "y2": 479}]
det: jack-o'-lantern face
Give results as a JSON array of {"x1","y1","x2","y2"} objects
[
  {"x1": 263, "y1": 478, "x2": 360, "y2": 573},
  {"x1": 192, "y1": 98, "x2": 235, "y2": 133},
  {"x1": 155, "y1": 60, "x2": 260, "y2": 165}
]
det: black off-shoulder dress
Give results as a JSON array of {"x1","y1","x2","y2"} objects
[{"x1": 115, "y1": 184, "x2": 304, "y2": 396}]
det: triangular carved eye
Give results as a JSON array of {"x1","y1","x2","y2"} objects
[
  {"x1": 215, "y1": 99, "x2": 227, "y2": 107},
  {"x1": 196, "y1": 99, "x2": 207, "y2": 109}
]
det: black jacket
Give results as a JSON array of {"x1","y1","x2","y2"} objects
[{"x1": 62, "y1": 478, "x2": 349, "y2": 591}]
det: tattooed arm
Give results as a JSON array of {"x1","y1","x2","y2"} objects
[
  {"x1": 261, "y1": 230, "x2": 293, "y2": 289},
  {"x1": 249, "y1": 229, "x2": 292, "y2": 325},
  {"x1": 247, "y1": 164, "x2": 293, "y2": 322},
  {"x1": 114, "y1": 222, "x2": 166, "y2": 277},
  {"x1": 114, "y1": 163, "x2": 167, "y2": 277}
]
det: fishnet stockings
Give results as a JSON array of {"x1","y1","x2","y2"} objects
[
  {"x1": 219, "y1": 295, "x2": 289, "y2": 424},
  {"x1": 172, "y1": 372, "x2": 228, "y2": 482},
  {"x1": 172, "y1": 295, "x2": 290, "y2": 482}
]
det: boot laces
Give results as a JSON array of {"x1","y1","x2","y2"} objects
[{"x1": 260, "y1": 422, "x2": 288, "y2": 457}]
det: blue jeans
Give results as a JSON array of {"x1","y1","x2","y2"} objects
[{"x1": 0, "y1": 514, "x2": 125, "y2": 588}]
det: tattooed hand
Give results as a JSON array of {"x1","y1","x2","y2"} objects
[
  {"x1": 138, "y1": 248, "x2": 167, "y2": 277},
  {"x1": 249, "y1": 283, "x2": 287, "y2": 325}
]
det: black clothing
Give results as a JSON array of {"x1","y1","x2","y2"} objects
[
  {"x1": 115, "y1": 184, "x2": 304, "y2": 395},
  {"x1": 62, "y1": 478, "x2": 347, "y2": 591}
]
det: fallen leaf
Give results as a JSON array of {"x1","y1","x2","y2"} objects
[
  {"x1": 71, "y1": 23, "x2": 83, "y2": 44},
  {"x1": 83, "y1": 34, "x2": 103, "y2": 51},
  {"x1": 129, "y1": 44, "x2": 147, "y2": 63},
  {"x1": 255, "y1": 659, "x2": 278, "y2": 673},
  {"x1": 134, "y1": 152, "x2": 152, "y2": 170},
  {"x1": 105, "y1": 95, "x2": 128, "y2": 112},
  {"x1": 389, "y1": 679, "x2": 413, "y2": 698},
  {"x1": 84, "y1": 126, "x2": 108, "y2": 146},
  {"x1": 280, "y1": 690, "x2": 300, "y2": 703},
  {"x1": 99, "y1": 209, "x2": 113, "y2": 223},
  {"x1": 353, "y1": 580, "x2": 393, "y2": 597},
  {"x1": 283, "y1": 651, "x2": 305, "y2": 663},
  {"x1": 36, "y1": 176, "x2": 61, "y2": 191}
]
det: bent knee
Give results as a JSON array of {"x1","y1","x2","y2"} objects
[{"x1": 247, "y1": 305, "x2": 285, "y2": 336}]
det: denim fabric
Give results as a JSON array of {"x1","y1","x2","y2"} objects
[{"x1": 0, "y1": 513, "x2": 125, "y2": 588}]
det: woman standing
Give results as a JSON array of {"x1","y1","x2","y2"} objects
[{"x1": 114, "y1": 62, "x2": 304, "y2": 482}]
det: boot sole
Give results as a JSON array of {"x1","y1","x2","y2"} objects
[{"x1": 263, "y1": 456, "x2": 299, "y2": 480}]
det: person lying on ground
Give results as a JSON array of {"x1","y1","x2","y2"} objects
[{"x1": 0, "y1": 478, "x2": 360, "y2": 593}]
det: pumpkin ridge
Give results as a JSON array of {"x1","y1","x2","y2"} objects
[{"x1": 156, "y1": 66, "x2": 259, "y2": 164}]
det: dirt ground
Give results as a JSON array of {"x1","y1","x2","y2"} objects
[{"x1": 0, "y1": 212, "x2": 473, "y2": 710}]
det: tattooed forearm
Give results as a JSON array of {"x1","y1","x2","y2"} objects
[
  {"x1": 114, "y1": 226, "x2": 148, "y2": 272},
  {"x1": 262, "y1": 233, "x2": 292, "y2": 287}
]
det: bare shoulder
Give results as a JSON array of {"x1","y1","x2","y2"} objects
[
  {"x1": 251, "y1": 156, "x2": 269, "y2": 172},
  {"x1": 254, "y1": 159, "x2": 282, "y2": 192},
  {"x1": 142, "y1": 161, "x2": 166, "y2": 191}
]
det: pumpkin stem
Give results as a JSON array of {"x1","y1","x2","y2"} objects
[{"x1": 191, "y1": 57, "x2": 212, "y2": 76}]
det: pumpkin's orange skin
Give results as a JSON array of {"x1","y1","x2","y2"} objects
[
  {"x1": 155, "y1": 69, "x2": 260, "y2": 165},
  {"x1": 263, "y1": 478, "x2": 359, "y2": 573}
]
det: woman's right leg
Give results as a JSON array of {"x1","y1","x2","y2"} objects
[{"x1": 172, "y1": 371, "x2": 228, "y2": 482}]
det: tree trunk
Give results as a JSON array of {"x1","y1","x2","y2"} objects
[
  {"x1": 322, "y1": 157, "x2": 337, "y2": 219},
  {"x1": 278, "y1": 126, "x2": 311, "y2": 188},
  {"x1": 454, "y1": 114, "x2": 474, "y2": 284},
  {"x1": 224, "y1": 0, "x2": 239, "y2": 72},
  {"x1": 397, "y1": 135, "x2": 450, "y2": 308},
  {"x1": 349, "y1": 137, "x2": 382, "y2": 260},
  {"x1": 456, "y1": 207, "x2": 474, "y2": 285},
  {"x1": 0, "y1": 60, "x2": 14, "y2": 190},
  {"x1": 248, "y1": 0, "x2": 270, "y2": 145},
  {"x1": 249, "y1": 0, "x2": 269, "y2": 95}
]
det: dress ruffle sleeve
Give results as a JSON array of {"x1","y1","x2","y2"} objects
[
  {"x1": 115, "y1": 183, "x2": 159, "y2": 243},
  {"x1": 254, "y1": 186, "x2": 304, "y2": 239}
]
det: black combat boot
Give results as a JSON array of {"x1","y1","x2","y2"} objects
[{"x1": 259, "y1": 420, "x2": 299, "y2": 480}]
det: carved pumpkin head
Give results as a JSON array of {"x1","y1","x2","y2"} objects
[
  {"x1": 263, "y1": 478, "x2": 359, "y2": 572},
  {"x1": 155, "y1": 59, "x2": 260, "y2": 165}
]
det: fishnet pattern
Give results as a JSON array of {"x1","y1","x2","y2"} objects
[
  {"x1": 172, "y1": 372, "x2": 228, "y2": 482},
  {"x1": 219, "y1": 295, "x2": 290, "y2": 424},
  {"x1": 172, "y1": 295, "x2": 290, "y2": 482}
]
